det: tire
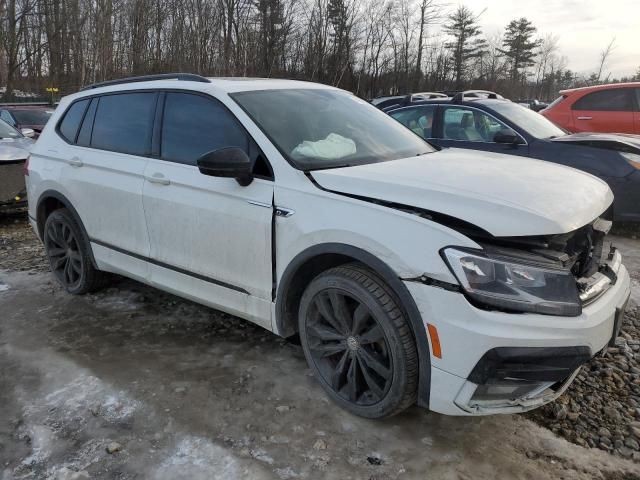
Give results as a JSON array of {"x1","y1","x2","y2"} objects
[
  {"x1": 43, "y1": 208, "x2": 106, "y2": 294},
  {"x1": 298, "y1": 263, "x2": 418, "y2": 418}
]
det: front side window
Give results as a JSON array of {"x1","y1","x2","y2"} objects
[
  {"x1": 390, "y1": 105, "x2": 436, "y2": 139},
  {"x1": 572, "y1": 89, "x2": 634, "y2": 112},
  {"x1": 161, "y1": 93, "x2": 248, "y2": 165},
  {"x1": 58, "y1": 99, "x2": 89, "y2": 143},
  {"x1": 231, "y1": 89, "x2": 433, "y2": 170},
  {"x1": 442, "y1": 106, "x2": 517, "y2": 142},
  {"x1": 91, "y1": 93, "x2": 156, "y2": 156}
]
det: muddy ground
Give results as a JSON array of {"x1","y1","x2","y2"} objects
[{"x1": 1, "y1": 213, "x2": 640, "y2": 479}]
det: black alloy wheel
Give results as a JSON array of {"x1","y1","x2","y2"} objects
[{"x1": 299, "y1": 264, "x2": 418, "y2": 418}]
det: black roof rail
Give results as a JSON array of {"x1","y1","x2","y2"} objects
[
  {"x1": 80, "y1": 73, "x2": 211, "y2": 91},
  {"x1": 451, "y1": 90, "x2": 504, "y2": 103}
]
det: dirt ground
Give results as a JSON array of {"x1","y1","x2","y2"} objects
[{"x1": 1, "y1": 213, "x2": 640, "y2": 480}]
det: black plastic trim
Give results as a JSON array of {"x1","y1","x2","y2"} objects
[
  {"x1": 468, "y1": 346, "x2": 592, "y2": 385},
  {"x1": 80, "y1": 73, "x2": 211, "y2": 91},
  {"x1": 276, "y1": 242, "x2": 432, "y2": 408},
  {"x1": 90, "y1": 238, "x2": 250, "y2": 295}
]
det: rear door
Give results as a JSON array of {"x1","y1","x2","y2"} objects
[
  {"x1": 142, "y1": 91, "x2": 274, "y2": 327},
  {"x1": 56, "y1": 92, "x2": 155, "y2": 280},
  {"x1": 435, "y1": 105, "x2": 528, "y2": 156},
  {"x1": 570, "y1": 88, "x2": 635, "y2": 133}
]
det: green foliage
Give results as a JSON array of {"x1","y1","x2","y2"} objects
[
  {"x1": 443, "y1": 5, "x2": 487, "y2": 88},
  {"x1": 498, "y1": 17, "x2": 540, "y2": 82}
]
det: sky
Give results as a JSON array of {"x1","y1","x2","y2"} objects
[{"x1": 449, "y1": 0, "x2": 639, "y2": 78}]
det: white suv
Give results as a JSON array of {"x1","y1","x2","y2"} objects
[{"x1": 26, "y1": 74, "x2": 631, "y2": 418}]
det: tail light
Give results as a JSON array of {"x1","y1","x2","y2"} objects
[{"x1": 23, "y1": 155, "x2": 30, "y2": 176}]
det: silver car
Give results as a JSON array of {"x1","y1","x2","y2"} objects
[{"x1": 0, "y1": 119, "x2": 34, "y2": 211}]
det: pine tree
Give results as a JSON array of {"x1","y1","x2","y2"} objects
[
  {"x1": 443, "y1": 5, "x2": 486, "y2": 89},
  {"x1": 499, "y1": 17, "x2": 540, "y2": 84}
]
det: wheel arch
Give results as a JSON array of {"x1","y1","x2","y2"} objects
[
  {"x1": 276, "y1": 242, "x2": 432, "y2": 408},
  {"x1": 36, "y1": 189, "x2": 98, "y2": 268}
]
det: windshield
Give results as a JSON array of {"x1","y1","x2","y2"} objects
[
  {"x1": 232, "y1": 89, "x2": 434, "y2": 170},
  {"x1": 0, "y1": 119, "x2": 22, "y2": 139},
  {"x1": 11, "y1": 109, "x2": 53, "y2": 125},
  {"x1": 490, "y1": 102, "x2": 566, "y2": 139}
]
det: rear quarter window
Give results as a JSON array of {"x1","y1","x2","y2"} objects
[{"x1": 58, "y1": 99, "x2": 89, "y2": 143}]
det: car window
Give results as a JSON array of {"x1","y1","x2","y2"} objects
[
  {"x1": 91, "y1": 93, "x2": 156, "y2": 156},
  {"x1": 572, "y1": 88, "x2": 634, "y2": 112},
  {"x1": 489, "y1": 102, "x2": 565, "y2": 139},
  {"x1": 442, "y1": 107, "x2": 516, "y2": 142},
  {"x1": 58, "y1": 99, "x2": 89, "y2": 143},
  {"x1": 0, "y1": 110, "x2": 15, "y2": 126},
  {"x1": 390, "y1": 105, "x2": 436, "y2": 139},
  {"x1": 11, "y1": 109, "x2": 53, "y2": 125},
  {"x1": 635, "y1": 89, "x2": 640, "y2": 110},
  {"x1": 0, "y1": 119, "x2": 21, "y2": 138},
  {"x1": 160, "y1": 92, "x2": 248, "y2": 165},
  {"x1": 76, "y1": 98, "x2": 98, "y2": 147}
]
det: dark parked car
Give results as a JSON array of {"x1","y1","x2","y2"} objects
[
  {"x1": 0, "y1": 104, "x2": 54, "y2": 138},
  {"x1": 371, "y1": 92, "x2": 448, "y2": 110},
  {"x1": 385, "y1": 92, "x2": 640, "y2": 222}
]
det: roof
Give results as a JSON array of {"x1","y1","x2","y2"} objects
[
  {"x1": 70, "y1": 76, "x2": 336, "y2": 101},
  {"x1": 560, "y1": 81, "x2": 640, "y2": 95}
]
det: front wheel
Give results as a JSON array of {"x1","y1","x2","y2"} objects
[
  {"x1": 44, "y1": 208, "x2": 105, "y2": 294},
  {"x1": 298, "y1": 264, "x2": 418, "y2": 418}
]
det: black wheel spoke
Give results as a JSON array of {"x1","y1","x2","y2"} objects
[
  {"x1": 52, "y1": 255, "x2": 67, "y2": 271},
  {"x1": 63, "y1": 258, "x2": 72, "y2": 283},
  {"x1": 331, "y1": 350, "x2": 350, "y2": 391},
  {"x1": 351, "y1": 304, "x2": 369, "y2": 335},
  {"x1": 328, "y1": 291, "x2": 351, "y2": 333},
  {"x1": 359, "y1": 324, "x2": 384, "y2": 345},
  {"x1": 359, "y1": 346, "x2": 391, "y2": 379},
  {"x1": 315, "y1": 294, "x2": 347, "y2": 334},
  {"x1": 346, "y1": 354, "x2": 358, "y2": 402},
  {"x1": 308, "y1": 322, "x2": 344, "y2": 341},
  {"x1": 310, "y1": 341, "x2": 346, "y2": 358},
  {"x1": 48, "y1": 247, "x2": 66, "y2": 258},
  {"x1": 356, "y1": 355, "x2": 384, "y2": 399},
  {"x1": 68, "y1": 250, "x2": 81, "y2": 262}
]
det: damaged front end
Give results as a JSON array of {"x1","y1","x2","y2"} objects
[{"x1": 437, "y1": 216, "x2": 629, "y2": 414}]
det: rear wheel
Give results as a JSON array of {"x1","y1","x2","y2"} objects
[
  {"x1": 44, "y1": 208, "x2": 105, "y2": 294},
  {"x1": 299, "y1": 263, "x2": 418, "y2": 418}
]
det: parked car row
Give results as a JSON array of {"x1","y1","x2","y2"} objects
[
  {"x1": 25, "y1": 74, "x2": 630, "y2": 420},
  {"x1": 0, "y1": 103, "x2": 54, "y2": 138},
  {"x1": 383, "y1": 90, "x2": 640, "y2": 222}
]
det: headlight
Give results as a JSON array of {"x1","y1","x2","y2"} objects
[{"x1": 442, "y1": 248, "x2": 581, "y2": 316}]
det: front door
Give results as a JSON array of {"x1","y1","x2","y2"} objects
[
  {"x1": 142, "y1": 91, "x2": 274, "y2": 327},
  {"x1": 570, "y1": 88, "x2": 635, "y2": 134}
]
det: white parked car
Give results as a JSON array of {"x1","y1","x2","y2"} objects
[{"x1": 26, "y1": 74, "x2": 631, "y2": 418}]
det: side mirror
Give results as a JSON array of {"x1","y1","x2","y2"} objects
[
  {"x1": 21, "y1": 128, "x2": 35, "y2": 138},
  {"x1": 196, "y1": 147, "x2": 253, "y2": 186},
  {"x1": 494, "y1": 131, "x2": 522, "y2": 145}
]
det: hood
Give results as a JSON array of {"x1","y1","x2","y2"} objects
[
  {"x1": 0, "y1": 138, "x2": 32, "y2": 162},
  {"x1": 551, "y1": 132, "x2": 640, "y2": 152},
  {"x1": 311, "y1": 148, "x2": 613, "y2": 237}
]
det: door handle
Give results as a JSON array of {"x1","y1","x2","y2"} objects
[
  {"x1": 67, "y1": 156, "x2": 83, "y2": 167},
  {"x1": 577, "y1": 116, "x2": 592, "y2": 120},
  {"x1": 146, "y1": 173, "x2": 170, "y2": 185}
]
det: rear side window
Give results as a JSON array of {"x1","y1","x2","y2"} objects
[
  {"x1": 390, "y1": 105, "x2": 436, "y2": 139},
  {"x1": 91, "y1": 93, "x2": 156, "y2": 156},
  {"x1": 58, "y1": 99, "x2": 89, "y2": 143},
  {"x1": 76, "y1": 99, "x2": 97, "y2": 147},
  {"x1": 572, "y1": 89, "x2": 634, "y2": 112},
  {"x1": 160, "y1": 92, "x2": 248, "y2": 165}
]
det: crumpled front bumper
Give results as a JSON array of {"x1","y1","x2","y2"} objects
[{"x1": 406, "y1": 258, "x2": 631, "y2": 416}]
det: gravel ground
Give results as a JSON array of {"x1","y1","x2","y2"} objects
[{"x1": 1, "y1": 213, "x2": 640, "y2": 479}]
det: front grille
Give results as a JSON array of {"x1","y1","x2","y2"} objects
[{"x1": 0, "y1": 161, "x2": 26, "y2": 201}]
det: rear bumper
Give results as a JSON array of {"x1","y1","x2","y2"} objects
[{"x1": 406, "y1": 263, "x2": 631, "y2": 416}]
